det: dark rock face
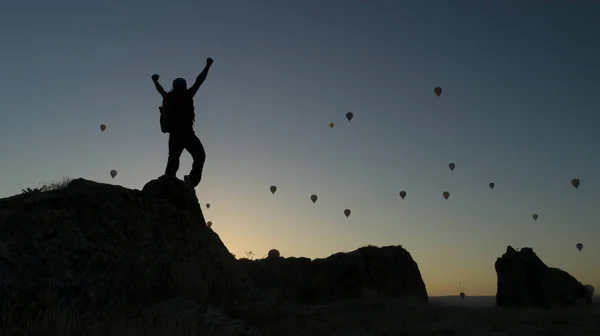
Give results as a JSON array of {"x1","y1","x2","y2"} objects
[
  {"x1": 0, "y1": 175, "x2": 430, "y2": 326},
  {"x1": 495, "y1": 246, "x2": 592, "y2": 308},
  {"x1": 238, "y1": 245, "x2": 428, "y2": 304},
  {"x1": 0, "y1": 177, "x2": 252, "y2": 315},
  {"x1": 141, "y1": 176, "x2": 206, "y2": 226}
]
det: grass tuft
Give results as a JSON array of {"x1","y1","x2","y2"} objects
[{"x1": 21, "y1": 176, "x2": 73, "y2": 195}]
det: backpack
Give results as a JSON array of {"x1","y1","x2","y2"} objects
[
  {"x1": 159, "y1": 104, "x2": 169, "y2": 133},
  {"x1": 159, "y1": 91, "x2": 195, "y2": 133}
]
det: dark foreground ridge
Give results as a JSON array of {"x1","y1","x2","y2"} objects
[
  {"x1": 0, "y1": 177, "x2": 429, "y2": 334},
  {"x1": 495, "y1": 246, "x2": 593, "y2": 308},
  {"x1": 0, "y1": 177, "x2": 255, "y2": 315}
]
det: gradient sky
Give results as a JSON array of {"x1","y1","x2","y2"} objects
[{"x1": 1, "y1": 0, "x2": 599, "y2": 296}]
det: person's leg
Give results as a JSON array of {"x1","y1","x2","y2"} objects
[
  {"x1": 184, "y1": 132, "x2": 206, "y2": 188},
  {"x1": 165, "y1": 134, "x2": 185, "y2": 176}
]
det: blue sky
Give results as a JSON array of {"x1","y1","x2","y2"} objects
[{"x1": 1, "y1": 0, "x2": 599, "y2": 296}]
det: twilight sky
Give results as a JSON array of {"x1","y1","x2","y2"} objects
[{"x1": 1, "y1": 0, "x2": 599, "y2": 296}]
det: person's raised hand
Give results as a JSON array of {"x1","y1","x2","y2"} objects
[
  {"x1": 206, "y1": 58, "x2": 214, "y2": 67},
  {"x1": 151, "y1": 74, "x2": 159, "y2": 81}
]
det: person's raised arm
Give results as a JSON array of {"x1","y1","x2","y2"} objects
[
  {"x1": 188, "y1": 58, "x2": 214, "y2": 97},
  {"x1": 151, "y1": 74, "x2": 167, "y2": 98}
]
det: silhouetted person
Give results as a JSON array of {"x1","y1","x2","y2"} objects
[{"x1": 152, "y1": 57, "x2": 214, "y2": 189}]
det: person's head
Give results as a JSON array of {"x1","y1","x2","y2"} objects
[{"x1": 172, "y1": 78, "x2": 187, "y2": 91}]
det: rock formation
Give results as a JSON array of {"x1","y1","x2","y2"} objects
[
  {"x1": 495, "y1": 246, "x2": 592, "y2": 308},
  {"x1": 0, "y1": 175, "x2": 430, "y2": 330},
  {"x1": 0, "y1": 176, "x2": 253, "y2": 316},
  {"x1": 238, "y1": 245, "x2": 429, "y2": 304}
]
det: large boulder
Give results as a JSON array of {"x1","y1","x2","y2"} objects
[
  {"x1": 495, "y1": 246, "x2": 591, "y2": 308},
  {"x1": 141, "y1": 176, "x2": 206, "y2": 226},
  {"x1": 238, "y1": 245, "x2": 428, "y2": 304},
  {"x1": 0, "y1": 176, "x2": 253, "y2": 316}
]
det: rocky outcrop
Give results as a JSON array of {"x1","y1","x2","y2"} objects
[
  {"x1": 584, "y1": 284, "x2": 595, "y2": 297},
  {"x1": 495, "y1": 246, "x2": 592, "y2": 308},
  {"x1": 0, "y1": 174, "x2": 431, "y2": 333},
  {"x1": 238, "y1": 245, "x2": 428, "y2": 305},
  {"x1": 0, "y1": 176, "x2": 253, "y2": 316}
]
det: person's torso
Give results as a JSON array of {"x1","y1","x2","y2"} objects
[{"x1": 164, "y1": 91, "x2": 195, "y2": 132}]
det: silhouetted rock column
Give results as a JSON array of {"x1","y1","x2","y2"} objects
[{"x1": 495, "y1": 246, "x2": 591, "y2": 308}]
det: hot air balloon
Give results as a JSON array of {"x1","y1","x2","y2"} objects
[
  {"x1": 532, "y1": 214, "x2": 538, "y2": 221},
  {"x1": 110, "y1": 170, "x2": 117, "y2": 179},
  {"x1": 268, "y1": 249, "x2": 280, "y2": 259},
  {"x1": 310, "y1": 194, "x2": 318, "y2": 203},
  {"x1": 489, "y1": 182, "x2": 495, "y2": 189},
  {"x1": 434, "y1": 87, "x2": 442, "y2": 97},
  {"x1": 442, "y1": 191, "x2": 450, "y2": 200},
  {"x1": 571, "y1": 178, "x2": 580, "y2": 189},
  {"x1": 206, "y1": 203, "x2": 211, "y2": 209},
  {"x1": 399, "y1": 190, "x2": 407, "y2": 200},
  {"x1": 576, "y1": 243, "x2": 583, "y2": 251},
  {"x1": 329, "y1": 122, "x2": 335, "y2": 129},
  {"x1": 100, "y1": 124, "x2": 106, "y2": 132},
  {"x1": 270, "y1": 185, "x2": 277, "y2": 194},
  {"x1": 344, "y1": 209, "x2": 351, "y2": 218},
  {"x1": 448, "y1": 163, "x2": 455, "y2": 171},
  {"x1": 207, "y1": 221, "x2": 212, "y2": 228},
  {"x1": 346, "y1": 112, "x2": 353, "y2": 122},
  {"x1": 458, "y1": 283, "x2": 465, "y2": 299}
]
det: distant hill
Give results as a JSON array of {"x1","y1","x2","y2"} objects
[
  {"x1": 431, "y1": 295, "x2": 600, "y2": 308},
  {"x1": 430, "y1": 296, "x2": 496, "y2": 308}
]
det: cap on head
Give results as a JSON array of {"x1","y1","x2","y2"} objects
[{"x1": 172, "y1": 78, "x2": 187, "y2": 91}]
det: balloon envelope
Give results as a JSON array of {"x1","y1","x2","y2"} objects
[
  {"x1": 576, "y1": 243, "x2": 583, "y2": 251},
  {"x1": 329, "y1": 122, "x2": 335, "y2": 129},
  {"x1": 346, "y1": 112, "x2": 353, "y2": 122},
  {"x1": 206, "y1": 203, "x2": 210, "y2": 209},
  {"x1": 489, "y1": 182, "x2": 495, "y2": 189},
  {"x1": 270, "y1": 185, "x2": 277, "y2": 194},
  {"x1": 207, "y1": 221, "x2": 212, "y2": 228},
  {"x1": 533, "y1": 214, "x2": 538, "y2": 220},
  {"x1": 571, "y1": 178, "x2": 580, "y2": 189},
  {"x1": 310, "y1": 194, "x2": 318, "y2": 203},
  {"x1": 448, "y1": 163, "x2": 455, "y2": 171},
  {"x1": 399, "y1": 190, "x2": 407, "y2": 199},
  {"x1": 100, "y1": 124, "x2": 106, "y2": 132},
  {"x1": 344, "y1": 209, "x2": 351, "y2": 218},
  {"x1": 110, "y1": 170, "x2": 117, "y2": 178},
  {"x1": 434, "y1": 87, "x2": 442, "y2": 96},
  {"x1": 442, "y1": 191, "x2": 450, "y2": 200}
]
